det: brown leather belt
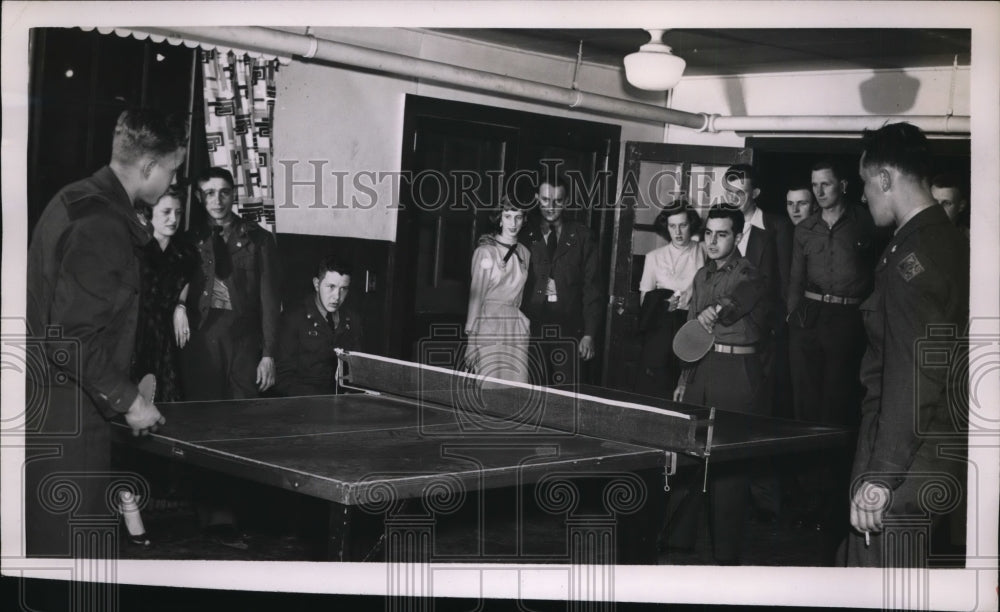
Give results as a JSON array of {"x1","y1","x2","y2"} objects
[{"x1": 804, "y1": 290, "x2": 863, "y2": 305}]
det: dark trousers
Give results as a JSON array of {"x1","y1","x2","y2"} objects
[
  {"x1": 787, "y1": 303, "x2": 865, "y2": 540},
  {"x1": 667, "y1": 351, "x2": 766, "y2": 563},
  {"x1": 25, "y1": 385, "x2": 122, "y2": 557},
  {"x1": 529, "y1": 304, "x2": 587, "y2": 387},
  {"x1": 180, "y1": 309, "x2": 261, "y2": 528},
  {"x1": 789, "y1": 302, "x2": 865, "y2": 426},
  {"x1": 634, "y1": 309, "x2": 687, "y2": 400},
  {"x1": 181, "y1": 309, "x2": 261, "y2": 401}
]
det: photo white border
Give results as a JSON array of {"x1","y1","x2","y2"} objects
[{"x1": 2, "y1": 2, "x2": 998, "y2": 609}]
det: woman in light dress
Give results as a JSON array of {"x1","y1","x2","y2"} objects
[
  {"x1": 464, "y1": 198, "x2": 532, "y2": 384},
  {"x1": 634, "y1": 199, "x2": 705, "y2": 399}
]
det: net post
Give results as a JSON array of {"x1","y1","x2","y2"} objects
[{"x1": 701, "y1": 406, "x2": 716, "y2": 493}]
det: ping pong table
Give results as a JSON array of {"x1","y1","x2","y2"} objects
[{"x1": 112, "y1": 352, "x2": 851, "y2": 564}]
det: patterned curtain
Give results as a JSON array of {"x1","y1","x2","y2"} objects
[{"x1": 201, "y1": 49, "x2": 279, "y2": 232}]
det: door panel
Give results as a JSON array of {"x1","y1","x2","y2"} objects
[
  {"x1": 403, "y1": 117, "x2": 518, "y2": 362},
  {"x1": 395, "y1": 96, "x2": 621, "y2": 374},
  {"x1": 603, "y1": 143, "x2": 752, "y2": 392}
]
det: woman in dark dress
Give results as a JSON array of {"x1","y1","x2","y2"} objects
[{"x1": 132, "y1": 184, "x2": 198, "y2": 401}]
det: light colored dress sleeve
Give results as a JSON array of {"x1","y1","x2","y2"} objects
[
  {"x1": 676, "y1": 243, "x2": 706, "y2": 310},
  {"x1": 465, "y1": 245, "x2": 493, "y2": 334}
]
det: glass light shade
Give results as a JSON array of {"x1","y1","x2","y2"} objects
[{"x1": 624, "y1": 32, "x2": 686, "y2": 91}]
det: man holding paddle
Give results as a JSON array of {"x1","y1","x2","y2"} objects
[{"x1": 670, "y1": 206, "x2": 767, "y2": 565}]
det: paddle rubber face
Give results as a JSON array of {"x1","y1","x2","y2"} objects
[
  {"x1": 138, "y1": 373, "x2": 156, "y2": 403},
  {"x1": 673, "y1": 319, "x2": 714, "y2": 362}
]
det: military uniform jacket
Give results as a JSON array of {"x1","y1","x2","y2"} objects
[
  {"x1": 851, "y1": 205, "x2": 969, "y2": 490},
  {"x1": 26, "y1": 166, "x2": 151, "y2": 418},
  {"x1": 186, "y1": 215, "x2": 280, "y2": 357},
  {"x1": 522, "y1": 219, "x2": 603, "y2": 338},
  {"x1": 687, "y1": 255, "x2": 767, "y2": 346},
  {"x1": 274, "y1": 296, "x2": 364, "y2": 396}
]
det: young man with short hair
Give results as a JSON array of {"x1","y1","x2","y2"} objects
[
  {"x1": 787, "y1": 160, "x2": 877, "y2": 426},
  {"x1": 848, "y1": 122, "x2": 969, "y2": 567},
  {"x1": 670, "y1": 206, "x2": 767, "y2": 565},
  {"x1": 26, "y1": 108, "x2": 185, "y2": 556},
  {"x1": 182, "y1": 167, "x2": 280, "y2": 400},
  {"x1": 274, "y1": 257, "x2": 364, "y2": 396},
  {"x1": 930, "y1": 173, "x2": 970, "y2": 238},
  {"x1": 521, "y1": 168, "x2": 603, "y2": 386},
  {"x1": 785, "y1": 180, "x2": 817, "y2": 226}
]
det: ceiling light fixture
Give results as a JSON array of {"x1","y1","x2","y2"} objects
[{"x1": 624, "y1": 29, "x2": 686, "y2": 91}]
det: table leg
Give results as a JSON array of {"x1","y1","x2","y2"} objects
[
  {"x1": 616, "y1": 469, "x2": 665, "y2": 564},
  {"x1": 326, "y1": 503, "x2": 387, "y2": 561}
]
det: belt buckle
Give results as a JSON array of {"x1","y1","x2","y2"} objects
[{"x1": 822, "y1": 294, "x2": 835, "y2": 303}]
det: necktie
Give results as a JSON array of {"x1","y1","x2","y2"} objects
[
  {"x1": 326, "y1": 310, "x2": 338, "y2": 332},
  {"x1": 212, "y1": 226, "x2": 232, "y2": 280},
  {"x1": 546, "y1": 228, "x2": 558, "y2": 259}
]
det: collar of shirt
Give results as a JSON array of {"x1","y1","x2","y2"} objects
[
  {"x1": 705, "y1": 254, "x2": 740, "y2": 276},
  {"x1": 737, "y1": 206, "x2": 765, "y2": 255},
  {"x1": 894, "y1": 203, "x2": 934, "y2": 235}
]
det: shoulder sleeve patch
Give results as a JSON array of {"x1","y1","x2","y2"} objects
[{"x1": 896, "y1": 252, "x2": 925, "y2": 282}]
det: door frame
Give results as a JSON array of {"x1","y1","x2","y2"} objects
[{"x1": 602, "y1": 141, "x2": 752, "y2": 390}]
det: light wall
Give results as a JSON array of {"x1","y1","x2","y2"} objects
[
  {"x1": 273, "y1": 28, "x2": 970, "y2": 239},
  {"x1": 273, "y1": 28, "x2": 667, "y2": 240},
  {"x1": 665, "y1": 65, "x2": 970, "y2": 147}
]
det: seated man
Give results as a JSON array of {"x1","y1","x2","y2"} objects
[
  {"x1": 670, "y1": 206, "x2": 767, "y2": 565},
  {"x1": 274, "y1": 257, "x2": 364, "y2": 396}
]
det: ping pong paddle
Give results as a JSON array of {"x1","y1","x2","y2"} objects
[
  {"x1": 673, "y1": 319, "x2": 714, "y2": 362},
  {"x1": 138, "y1": 373, "x2": 156, "y2": 403}
]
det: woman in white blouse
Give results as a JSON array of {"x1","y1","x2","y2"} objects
[{"x1": 634, "y1": 199, "x2": 706, "y2": 398}]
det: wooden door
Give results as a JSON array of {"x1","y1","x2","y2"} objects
[
  {"x1": 393, "y1": 96, "x2": 621, "y2": 368},
  {"x1": 398, "y1": 115, "x2": 519, "y2": 363},
  {"x1": 602, "y1": 142, "x2": 752, "y2": 391}
]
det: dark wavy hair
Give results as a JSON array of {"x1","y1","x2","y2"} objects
[
  {"x1": 707, "y1": 205, "x2": 745, "y2": 235},
  {"x1": 489, "y1": 197, "x2": 526, "y2": 233},
  {"x1": 653, "y1": 198, "x2": 701, "y2": 241},
  {"x1": 195, "y1": 166, "x2": 236, "y2": 190}
]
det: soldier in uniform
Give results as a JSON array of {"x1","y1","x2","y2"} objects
[
  {"x1": 787, "y1": 159, "x2": 877, "y2": 427},
  {"x1": 521, "y1": 170, "x2": 603, "y2": 386},
  {"x1": 847, "y1": 122, "x2": 969, "y2": 567},
  {"x1": 181, "y1": 167, "x2": 280, "y2": 400},
  {"x1": 180, "y1": 166, "x2": 280, "y2": 547},
  {"x1": 274, "y1": 257, "x2": 364, "y2": 396},
  {"x1": 671, "y1": 206, "x2": 767, "y2": 565},
  {"x1": 25, "y1": 109, "x2": 183, "y2": 556}
]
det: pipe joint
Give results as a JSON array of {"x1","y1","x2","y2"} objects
[
  {"x1": 697, "y1": 113, "x2": 718, "y2": 133},
  {"x1": 303, "y1": 34, "x2": 319, "y2": 59}
]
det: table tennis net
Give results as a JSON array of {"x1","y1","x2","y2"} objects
[{"x1": 338, "y1": 351, "x2": 705, "y2": 456}]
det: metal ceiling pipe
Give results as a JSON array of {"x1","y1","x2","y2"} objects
[
  {"x1": 705, "y1": 113, "x2": 970, "y2": 134},
  {"x1": 138, "y1": 26, "x2": 970, "y2": 135},
  {"x1": 138, "y1": 26, "x2": 708, "y2": 129}
]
